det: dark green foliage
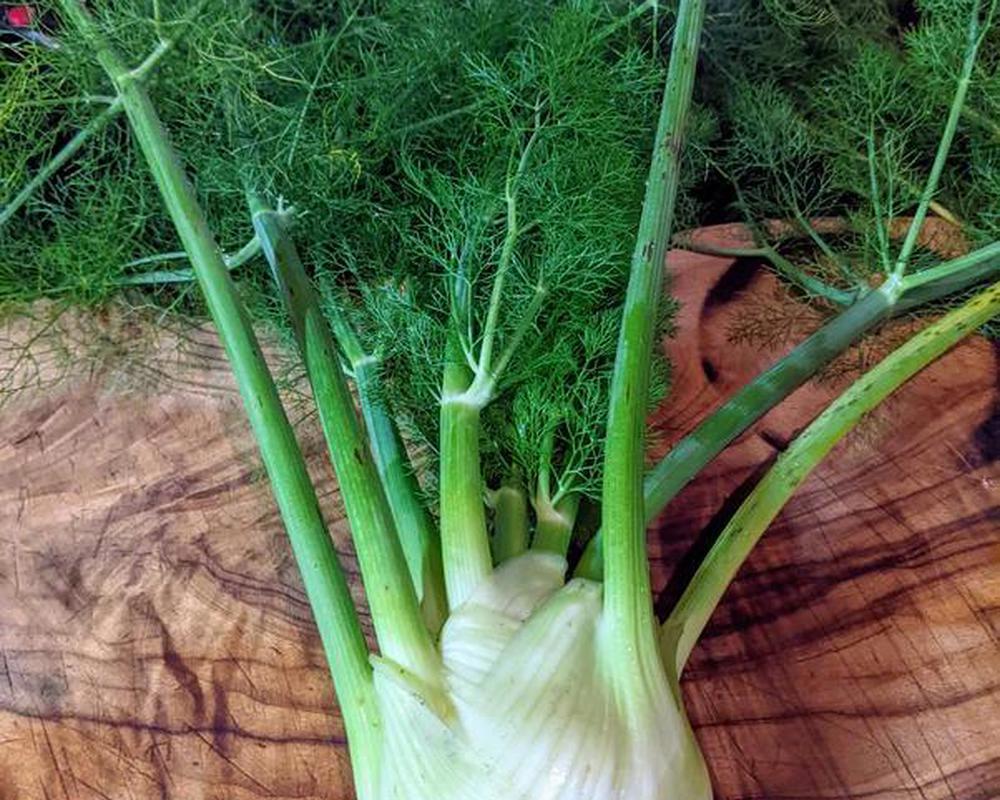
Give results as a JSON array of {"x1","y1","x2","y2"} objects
[
  {"x1": 1, "y1": 0, "x2": 697, "y2": 502},
  {"x1": 707, "y1": 0, "x2": 1000, "y2": 291}
]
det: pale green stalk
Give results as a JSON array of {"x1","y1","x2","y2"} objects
[
  {"x1": 439, "y1": 125, "x2": 541, "y2": 609},
  {"x1": 601, "y1": 0, "x2": 706, "y2": 662},
  {"x1": 250, "y1": 197, "x2": 440, "y2": 679},
  {"x1": 663, "y1": 277, "x2": 1000, "y2": 673},
  {"x1": 11, "y1": 94, "x2": 118, "y2": 108},
  {"x1": 55, "y1": 0, "x2": 378, "y2": 767},
  {"x1": 823, "y1": 131, "x2": 962, "y2": 228},
  {"x1": 529, "y1": 428, "x2": 577, "y2": 558},
  {"x1": 355, "y1": 359, "x2": 448, "y2": 632},
  {"x1": 490, "y1": 481, "x2": 530, "y2": 563},
  {"x1": 898, "y1": 240, "x2": 1000, "y2": 298},
  {"x1": 531, "y1": 492, "x2": 580, "y2": 557},
  {"x1": 117, "y1": 234, "x2": 262, "y2": 285},
  {"x1": 793, "y1": 209, "x2": 861, "y2": 288},
  {"x1": 439, "y1": 365, "x2": 492, "y2": 608},
  {"x1": 327, "y1": 306, "x2": 447, "y2": 634},
  {"x1": 467, "y1": 128, "x2": 541, "y2": 402},
  {"x1": 867, "y1": 127, "x2": 893, "y2": 274},
  {"x1": 679, "y1": 238, "x2": 856, "y2": 304},
  {"x1": 600, "y1": 0, "x2": 657, "y2": 37},
  {"x1": 766, "y1": 245, "x2": 856, "y2": 304},
  {"x1": 489, "y1": 286, "x2": 547, "y2": 384},
  {"x1": 377, "y1": 99, "x2": 490, "y2": 141}
]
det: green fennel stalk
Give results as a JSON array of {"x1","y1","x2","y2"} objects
[
  {"x1": 325, "y1": 311, "x2": 442, "y2": 602},
  {"x1": 601, "y1": 0, "x2": 705, "y2": 667},
  {"x1": 351, "y1": 353, "x2": 449, "y2": 634},
  {"x1": 249, "y1": 193, "x2": 440, "y2": 683},
  {"x1": 53, "y1": 0, "x2": 381, "y2": 776},
  {"x1": 438, "y1": 124, "x2": 543, "y2": 609},
  {"x1": 490, "y1": 480, "x2": 531, "y2": 563}
]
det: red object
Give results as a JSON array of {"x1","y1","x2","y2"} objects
[{"x1": 5, "y1": 4, "x2": 34, "y2": 28}]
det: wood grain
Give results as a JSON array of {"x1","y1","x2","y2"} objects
[{"x1": 1, "y1": 231, "x2": 997, "y2": 799}]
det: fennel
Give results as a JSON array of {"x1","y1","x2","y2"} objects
[{"x1": 4, "y1": 0, "x2": 998, "y2": 797}]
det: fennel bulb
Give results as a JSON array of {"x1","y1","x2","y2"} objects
[{"x1": 360, "y1": 552, "x2": 710, "y2": 800}]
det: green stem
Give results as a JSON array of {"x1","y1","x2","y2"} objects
[
  {"x1": 573, "y1": 531, "x2": 603, "y2": 581},
  {"x1": 353, "y1": 355, "x2": 448, "y2": 635},
  {"x1": 56, "y1": 0, "x2": 377, "y2": 757},
  {"x1": 250, "y1": 198, "x2": 439, "y2": 678},
  {"x1": 601, "y1": 0, "x2": 706, "y2": 661},
  {"x1": 793, "y1": 210, "x2": 860, "y2": 288},
  {"x1": 490, "y1": 285, "x2": 547, "y2": 383},
  {"x1": 898, "y1": 240, "x2": 1000, "y2": 298},
  {"x1": 325, "y1": 303, "x2": 366, "y2": 365},
  {"x1": 369, "y1": 100, "x2": 489, "y2": 142},
  {"x1": 663, "y1": 277, "x2": 1000, "y2": 674},
  {"x1": 123, "y1": 250, "x2": 196, "y2": 269},
  {"x1": 13, "y1": 95, "x2": 119, "y2": 108},
  {"x1": 767, "y1": 246, "x2": 856, "y2": 304},
  {"x1": 491, "y1": 481, "x2": 530, "y2": 564},
  {"x1": 578, "y1": 283, "x2": 896, "y2": 580},
  {"x1": 678, "y1": 242, "x2": 769, "y2": 259},
  {"x1": 467, "y1": 128, "x2": 541, "y2": 403},
  {"x1": 439, "y1": 367, "x2": 493, "y2": 609},
  {"x1": 432, "y1": 117, "x2": 545, "y2": 605},
  {"x1": 800, "y1": 122, "x2": 963, "y2": 228},
  {"x1": 894, "y1": 0, "x2": 984, "y2": 277},
  {"x1": 866, "y1": 128, "x2": 893, "y2": 273},
  {"x1": 531, "y1": 492, "x2": 580, "y2": 557},
  {"x1": 597, "y1": 0, "x2": 657, "y2": 40},
  {"x1": 641, "y1": 284, "x2": 896, "y2": 515},
  {"x1": 325, "y1": 300, "x2": 446, "y2": 632},
  {"x1": 536, "y1": 427, "x2": 557, "y2": 504},
  {"x1": 437, "y1": 203, "x2": 494, "y2": 608}
]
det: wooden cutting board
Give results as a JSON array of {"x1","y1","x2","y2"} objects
[{"x1": 1, "y1": 228, "x2": 997, "y2": 799}]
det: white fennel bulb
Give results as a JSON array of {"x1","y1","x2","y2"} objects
[{"x1": 357, "y1": 552, "x2": 712, "y2": 800}]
